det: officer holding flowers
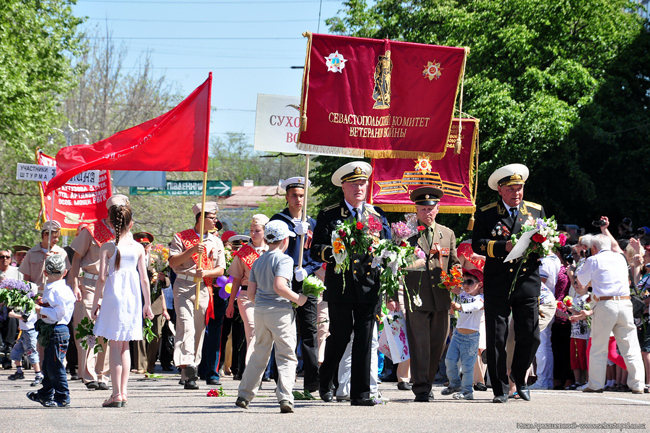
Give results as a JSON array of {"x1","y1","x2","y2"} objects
[
  {"x1": 472, "y1": 164, "x2": 546, "y2": 403},
  {"x1": 310, "y1": 161, "x2": 390, "y2": 406}
]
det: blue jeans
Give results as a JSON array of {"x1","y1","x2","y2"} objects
[
  {"x1": 201, "y1": 296, "x2": 227, "y2": 383},
  {"x1": 38, "y1": 324, "x2": 70, "y2": 404},
  {"x1": 11, "y1": 328, "x2": 40, "y2": 365},
  {"x1": 445, "y1": 329, "x2": 479, "y2": 394}
]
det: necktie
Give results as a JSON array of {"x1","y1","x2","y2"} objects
[
  {"x1": 510, "y1": 207, "x2": 518, "y2": 220},
  {"x1": 352, "y1": 208, "x2": 359, "y2": 221},
  {"x1": 426, "y1": 226, "x2": 434, "y2": 245}
]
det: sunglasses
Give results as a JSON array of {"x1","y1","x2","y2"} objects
[
  {"x1": 462, "y1": 279, "x2": 478, "y2": 286},
  {"x1": 205, "y1": 216, "x2": 218, "y2": 221},
  {"x1": 0, "y1": 256, "x2": 11, "y2": 259}
]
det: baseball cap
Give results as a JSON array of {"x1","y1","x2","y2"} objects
[{"x1": 264, "y1": 220, "x2": 296, "y2": 243}]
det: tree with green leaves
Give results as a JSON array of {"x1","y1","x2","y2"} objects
[{"x1": 318, "y1": 0, "x2": 650, "y2": 232}]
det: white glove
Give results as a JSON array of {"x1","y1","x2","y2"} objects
[
  {"x1": 294, "y1": 267, "x2": 308, "y2": 282},
  {"x1": 294, "y1": 221, "x2": 310, "y2": 236}
]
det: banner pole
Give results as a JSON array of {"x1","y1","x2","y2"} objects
[
  {"x1": 297, "y1": 155, "x2": 311, "y2": 269},
  {"x1": 47, "y1": 191, "x2": 55, "y2": 253},
  {"x1": 195, "y1": 170, "x2": 208, "y2": 310}
]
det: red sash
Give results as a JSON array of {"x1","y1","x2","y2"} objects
[
  {"x1": 234, "y1": 244, "x2": 260, "y2": 270},
  {"x1": 84, "y1": 220, "x2": 115, "y2": 246},
  {"x1": 177, "y1": 229, "x2": 215, "y2": 323}
]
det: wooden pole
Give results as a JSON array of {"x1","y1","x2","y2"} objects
[
  {"x1": 47, "y1": 191, "x2": 55, "y2": 253},
  {"x1": 297, "y1": 155, "x2": 311, "y2": 269},
  {"x1": 195, "y1": 170, "x2": 208, "y2": 310}
]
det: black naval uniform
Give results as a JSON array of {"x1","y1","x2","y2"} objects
[
  {"x1": 472, "y1": 199, "x2": 545, "y2": 397},
  {"x1": 311, "y1": 200, "x2": 390, "y2": 401}
]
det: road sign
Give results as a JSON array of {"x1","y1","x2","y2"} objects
[
  {"x1": 16, "y1": 164, "x2": 99, "y2": 186},
  {"x1": 130, "y1": 180, "x2": 232, "y2": 196}
]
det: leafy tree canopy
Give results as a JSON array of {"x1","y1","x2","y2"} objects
[{"x1": 315, "y1": 0, "x2": 650, "y2": 233}]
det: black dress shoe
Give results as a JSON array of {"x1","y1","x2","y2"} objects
[
  {"x1": 350, "y1": 398, "x2": 379, "y2": 406},
  {"x1": 178, "y1": 379, "x2": 186, "y2": 386},
  {"x1": 492, "y1": 395, "x2": 508, "y2": 403},
  {"x1": 473, "y1": 382, "x2": 488, "y2": 392},
  {"x1": 510, "y1": 375, "x2": 530, "y2": 401},
  {"x1": 233, "y1": 374, "x2": 242, "y2": 381},
  {"x1": 70, "y1": 374, "x2": 80, "y2": 381},
  {"x1": 97, "y1": 382, "x2": 109, "y2": 391},
  {"x1": 397, "y1": 382, "x2": 412, "y2": 391},
  {"x1": 320, "y1": 388, "x2": 334, "y2": 402},
  {"x1": 414, "y1": 392, "x2": 432, "y2": 402},
  {"x1": 184, "y1": 380, "x2": 199, "y2": 390},
  {"x1": 206, "y1": 379, "x2": 222, "y2": 386},
  {"x1": 85, "y1": 381, "x2": 99, "y2": 390},
  {"x1": 161, "y1": 365, "x2": 174, "y2": 371}
]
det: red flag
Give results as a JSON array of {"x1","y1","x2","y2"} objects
[
  {"x1": 44, "y1": 73, "x2": 212, "y2": 195},
  {"x1": 297, "y1": 33, "x2": 467, "y2": 160},
  {"x1": 369, "y1": 119, "x2": 478, "y2": 213}
]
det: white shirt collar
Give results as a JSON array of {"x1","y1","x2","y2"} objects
[{"x1": 344, "y1": 200, "x2": 364, "y2": 214}]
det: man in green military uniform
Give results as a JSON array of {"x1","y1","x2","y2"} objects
[{"x1": 471, "y1": 164, "x2": 546, "y2": 403}]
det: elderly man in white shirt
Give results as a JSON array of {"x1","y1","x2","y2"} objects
[{"x1": 574, "y1": 234, "x2": 644, "y2": 393}]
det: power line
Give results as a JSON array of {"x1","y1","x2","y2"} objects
[
  {"x1": 87, "y1": 17, "x2": 317, "y2": 23},
  {"x1": 86, "y1": 36, "x2": 303, "y2": 40}
]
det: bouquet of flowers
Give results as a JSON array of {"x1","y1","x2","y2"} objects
[
  {"x1": 372, "y1": 239, "x2": 426, "y2": 302},
  {"x1": 74, "y1": 317, "x2": 108, "y2": 354},
  {"x1": 508, "y1": 216, "x2": 566, "y2": 296},
  {"x1": 223, "y1": 243, "x2": 234, "y2": 270},
  {"x1": 150, "y1": 244, "x2": 170, "y2": 301},
  {"x1": 0, "y1": 278, "x2": 37, "y2": 314},
  {"x1": 558, "y1": 295, "x2": 592, "y2": 327},
  {"x1": 301, "y1": 275, "x2": 326, "y2": 298},
  {"x1": 330, "y1": 213, "x2": 383, "y2": 277}
]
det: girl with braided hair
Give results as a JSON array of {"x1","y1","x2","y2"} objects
[{"x1": 92, "y1": 204, "x2": 154, "y2": 407}]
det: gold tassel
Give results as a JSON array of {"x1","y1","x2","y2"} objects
[{"x1": 467, "y1": 213, "x2": 475, "y2": 230}]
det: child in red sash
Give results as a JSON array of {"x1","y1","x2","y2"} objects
[
  {"x1": 168, "y1": 201, "x2": 226, "y2": 390},
  {"x1": 226, "y1": 214, "x2": 270, "y2": 365}
]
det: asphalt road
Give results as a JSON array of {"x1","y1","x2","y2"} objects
[{"x1": 1, "y1": 367, "x2": 649, "y2": 433}]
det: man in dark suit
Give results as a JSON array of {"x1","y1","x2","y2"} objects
[
  {"x1": 472, "y1": 164, "x2": 546, "y2": 403},
  {"x1": 388, "y1": 187, "x2": 459, "y2": 402},
  {"x1": 270, "y1": 176, "x2": 322, "y2": 392},
  {"x1": 311, "y1": 161, "x2": 390, "y2": 406}
]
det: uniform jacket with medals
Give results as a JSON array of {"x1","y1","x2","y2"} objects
[
  {"x1": 311, "y1": 200, "x2": 390, "y2": 305},
  {"x1": 472, "y1": 200, "x2": 546, "y2": 299},
  {"x1": 402, "y1": 223, "x2": 460, "y2": 312}
]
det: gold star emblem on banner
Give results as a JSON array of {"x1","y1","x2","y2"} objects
[{"x1": 422, "y1": 61, "x2": 443, "y2": 81}]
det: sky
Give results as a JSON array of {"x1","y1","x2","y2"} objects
[{"x1": 72, "y1": 0, "x2": 346, "y2": 144}]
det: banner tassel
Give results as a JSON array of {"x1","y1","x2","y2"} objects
[{"x1": 467, "y1": 213, "x2": 475, "y2": 231}]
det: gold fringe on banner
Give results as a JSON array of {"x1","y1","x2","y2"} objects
[
  {"x1": 378, "y1": 204, "x2": 476, "y2": 214},
  {"x1": 298, "y1": 32, "x2": 313, "y2": 135},
  {"x1": 296, "y1": 143, "x2": 365, "y2": 157},
  {"x1": 363, "y1": 148, "x2": 447, "y2": 160}
]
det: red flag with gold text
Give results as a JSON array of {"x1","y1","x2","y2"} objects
[
  {"x1": 369, "y1": 119, "x2": 478, "y2": 213},
  {"x1": 44, "y1": 73, "x2": 212, "y2": 195},
  {"x1": 297, "y1": 33, "x2": 467, "y2": 160}
]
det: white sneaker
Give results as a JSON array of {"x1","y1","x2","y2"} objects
[{"x1": 452, "y1": 391, "x2": 474, "y2": 400}]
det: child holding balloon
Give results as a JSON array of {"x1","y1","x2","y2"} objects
[{"x1": 226, "y1": 214, "x2": 270, "y2": 366}]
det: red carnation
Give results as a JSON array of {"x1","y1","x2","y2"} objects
[
  {"x1": 356, "y1": 221, "x2": 364, "y2": 230},
  {"x1": 400, "y1": 241, "x2": 407, "y2": 247},
  {"x1": 417, "y1": 225, "x2": 425, "y2": 232},
  {"x1": 556, "y1": 301, "x2": 565, "y2": 311},
  {"x1": 339, "y1": 229, "x2": 346, "y2": 237},
  {"x1": 559, "y1": 233, "x2": 567, "y2": 246},
  {"x1": 351, "y1": 239, "x2": 356, "y2": 246},
  {"x1": 367, "y1": 246, "x2": 373, "y2": 252},
  {"x1": 532, "y1": 233, "x2": 546, "y2": 243}
]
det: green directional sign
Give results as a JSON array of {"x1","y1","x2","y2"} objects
[{"x1": 130, "y1": 180, "x2": 232, "y2": 196}]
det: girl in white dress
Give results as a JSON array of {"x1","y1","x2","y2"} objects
[{"x1": 92, "y1": 204, "x2": 154, "y2": 407}]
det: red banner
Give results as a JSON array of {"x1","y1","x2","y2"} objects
[
  {"x1": 369, "y1": 119, "x2": 478, "y2": 214},
  {"x1": 38, "y1": 152, "x2": 112, "y2": 236},
  {"x1": 297, "y1": 33, "x2": 467, "y2": 160},
  {"x1": 44, "y1": 73, "x2": 212, "y2": 195}
]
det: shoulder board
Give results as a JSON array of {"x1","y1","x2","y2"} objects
[
  {"x1": 524, "y1": 201, "x2": 542, "y2": 210},
  {"x1": 480, "y1": 202, "x2": 497, "y2": 212},
  {"x1": 322, "y1": 203, "x2": 339, "y2": 212},
  {"x1": 364, "y1": 204, "x2": 381, "y2": 216}
]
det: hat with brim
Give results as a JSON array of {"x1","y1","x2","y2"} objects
[
  {"x1": 106, "y1": 194, "x2": 130, "y2": 209},
  {"x1": 463, "y1": 268, "x2": 484, "y2": 283},
  {"x1": 264, "y1": 220, "x2": 296, "y2": 243},
  {"x1": 134, "y1": 232, "x2": 154, "y2": 245},
  {"x1": 280, "y1": 177, "x2": 311, "y2": 191},
  {"x1": 41, "y1": 220, "x2": 61, "y2": 232},
  {"x1": 331, "y1": 161, "x2": 372, "y2": 187},
  {"x1": 410, "y1": 187, "x2": 444, "y2": 206},
  {"x1": 487, "y1": 163, "x2": 529, "y2": 191},
  {"x1": 192, "y1": 201, "x2": 219, "y2": 216},
  {"x1": 251, "y1": 214, "x2": 270, "y2": 226},
  {"x1": 229, "y1": 235, "x2": 251, "y2": 245},
  {"x1": 12, "y1": 245, "x2": 30, "y2": 254}
]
